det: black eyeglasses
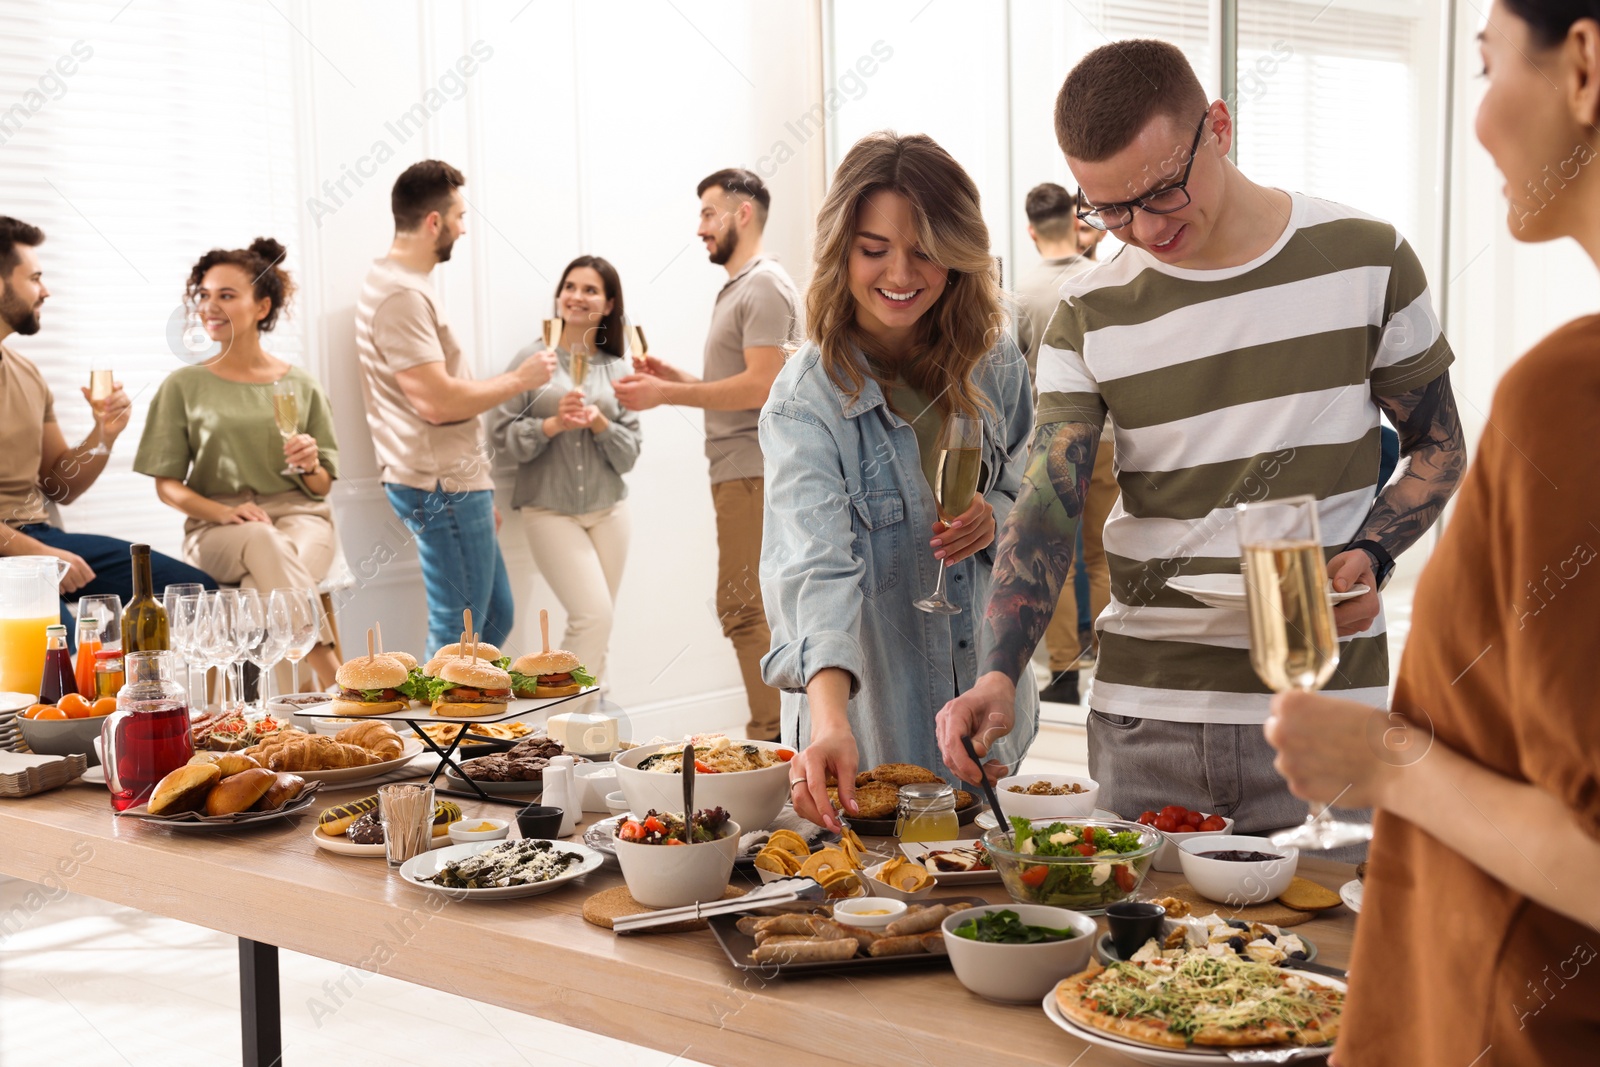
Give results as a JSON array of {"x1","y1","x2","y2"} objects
[{"x1": 1075, "y1": 110, "x2": 1210, "y2": 232}]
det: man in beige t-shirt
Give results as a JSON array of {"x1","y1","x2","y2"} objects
[
  {"x1": 355, "y1": 161, "x2": 555, "y2": 655},
  {"x1": 614, "y1": 169, "x2": 801, "y2": 740}
]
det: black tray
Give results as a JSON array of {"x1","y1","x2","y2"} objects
[
  {"x1": 707, "y1": 895, "x2": 988, "y2": 976},
  {"x1": 842, "y1": 798, "x2": 984, "y2": 838}
]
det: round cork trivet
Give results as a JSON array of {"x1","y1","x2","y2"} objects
[
  {"x1": 582, "y1": 885, "x2": 745, "y2": 931},
  {"x1": 1159, "y1": 882, "x2": 1317, "y2": 927}
]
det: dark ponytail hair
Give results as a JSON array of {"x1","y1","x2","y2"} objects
[
  {"x1": 185, "y1": 237, "x2": 296, "y2": 333},
  {"x1": 554, "y1": 255, "x2": 626, "y2": 357},
  {"x1": 1505, "y1": 1, "x2": 1600, "y2": 47}
]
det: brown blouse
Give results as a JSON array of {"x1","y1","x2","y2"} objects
[{"x1": 1339, "y1": 315, "x2": 1600, "y2": 1064}]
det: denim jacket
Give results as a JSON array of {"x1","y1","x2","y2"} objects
[{"x1": 759, "y1": 338, "x2": 1040, "y2": 783}]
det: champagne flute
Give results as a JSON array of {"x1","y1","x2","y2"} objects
[
  {"x1": 87, "y1": 362, "x2": 115, "y2": 456},
  {"x1": 543, "y1": 316, "x2": 563, "y2": 355},
  {"x1": 627, "y1": 323, "x2": 649, "y2": 370},
  {"x1": 913, "y1": 412, "x2": 983, "y2": 615},
  {"x1": 1236, "y1": 496, "x2": 1371, "y2": 851},
  {"x1": 568, "y1": 346, "x2": 591, "y2": 398},
  {"x1": 272, "y1": 378, "x2": 301, "y2": 475}
]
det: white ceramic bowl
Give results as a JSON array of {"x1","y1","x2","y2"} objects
[
  {"x1": 993, "y1": 774, "x2": 1100, "y2": 820},
  {"x1": 613, "y1": 740, "x2": 792, "y2": 833},
  {"x1": 448, "y1": 818, "x2": 511, "y2": 844},
  {"x1": 572, "y1": 762, "x2": 618, "y2": 813},
  {"x1": 310, "y1": 717, "x2": 365, "y2": 736},
  {"x1": 941, "y1": 904, "x2": 1099, "y2": 1003},
  {"x1": 1177, "y1": 835, "x2": 1299, "y2": 905},
  {"x1": 605, "y1": 790, "x2": 631, "y2": 817},
  {"x1": 1151, "y1": 815, "x2": 1236, "y2": 872},
  {"x1": 611, "y1": 818, "x2": 742, "y2": 908},
  {"x1": 863, "y1": 859, "x2": 936, "y2": 902},
  {"x1": 831, "y1": 897, "x2": 907, "y2": 930}
]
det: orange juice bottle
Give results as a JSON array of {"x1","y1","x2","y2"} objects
[{"x1": 75, "y1": 617, "x2": 101, "y2": 697}]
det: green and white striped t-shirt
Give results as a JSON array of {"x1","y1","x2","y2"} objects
[{"x1": 1035, "y1": 193, "x2": 1452, "y2": 724}]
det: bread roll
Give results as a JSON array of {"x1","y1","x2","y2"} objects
[
  {"x1": 253, "y1": 772, "x2": 307, "y2": 812},
  {"x1": 149, "y1": 763, "x2": 221, "y2": 815},
  {"x1": 205, "y1": 767, "x2": 276, "y2": 816},
  {"x1": 213, "y1": 752, "x2": 262, "y2": 778}
]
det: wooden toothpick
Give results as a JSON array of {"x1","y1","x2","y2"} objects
[{"x1": 540, "y1": 609, "x2": 550, "y2": 654}]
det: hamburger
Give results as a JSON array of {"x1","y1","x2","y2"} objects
[
  {"x1": 332, "y1": 655, "x2": 411, "y2": 716},
  {"x1": 385, "y1": 650, "x2": 418, "y2": 671},
  {"x1": 422, "y1": 641, "x2": 505, "y2": 677},
  {"x1": 431, "y1": 657, "x2": 514, "y2": 718},
  {"x1": 509, "y1": 650, "x2": 597, "y2": 698}
]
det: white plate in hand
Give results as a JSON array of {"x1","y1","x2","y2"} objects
[{"x1": 1166, "y1": 573, "x2": 1370, "y2": 610}]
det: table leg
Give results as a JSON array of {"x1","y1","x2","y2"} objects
[{"x1": 238, "y1": 937, "x2": 282, "y2": 1067}]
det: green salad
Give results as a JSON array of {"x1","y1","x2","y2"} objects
[{"x1": 999, "y1": 817, "x2": 1152, "y2": 909}]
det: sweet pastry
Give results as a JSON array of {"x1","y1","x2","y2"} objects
[
  {"x1": 334, "y1": 721, "x2": 404, "y2": 761},
  {"x1": 148, "y1": 763, "x2": 221, "y2": 815},
  {"x1": 205, "y1": 767, "x2": 276, "y2": 816},
  {"x1": 347, "y1": 809, "x2": 385, "y2": 844},
  {"x1": 253, "y1": 772, "x2": 307, "y2": 812},
  {"x1": 213, "y1": 752, "x2": 262, "y2": 777},
  {"x1": 247, "y1": 734, "x2": 377, "y2": 772},
  {"x1": 318, "y1": 795, "x2": 380, "y2": 835}
]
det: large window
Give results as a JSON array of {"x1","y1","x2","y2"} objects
[{"x1": 0, "y1": 0, "x2": 304, "y2": 557}]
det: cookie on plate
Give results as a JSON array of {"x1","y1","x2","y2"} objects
[
  {"x1": 868, "y1": 763, "x2": 943, "y2": 787},
  {"x1": 1278, "y1": 876, "x2": 1343, "y2": 912}
]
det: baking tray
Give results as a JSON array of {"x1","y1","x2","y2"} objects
[{"x1": 707, "y1": 896, "x2": 988, "y2": 976}]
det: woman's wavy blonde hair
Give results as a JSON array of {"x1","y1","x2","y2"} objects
[{"x1": 806, "y1": 131, "x2": 1006, "y2": 419}]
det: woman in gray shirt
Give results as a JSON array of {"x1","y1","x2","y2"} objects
[{"x1": 491, "y1": 256, "x2": 641, "y2": 683}]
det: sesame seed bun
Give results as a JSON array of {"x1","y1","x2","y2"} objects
[{"x1": 335, "y1": 655, "x2": 409, "y2": 690}]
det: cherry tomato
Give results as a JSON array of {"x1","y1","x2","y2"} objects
[
  {"x1": 1154, "y1": 815, "x2": 1179, "y2": 833},
  {"x1": 1020, "y1": 864, "x2": 1049, "y2": 887},
  {"x1": 1199, "y1": 815, "x2": 1228, "y2": 832},
  {"x1": 775, "y1": 748, "x2": 795, "y2": 761},
  {"x1": 1113, "y1": 865, "x2": 1137, "y2": 893},
  {"x1": 693, "y1": 760, "x2": 716, "y2": 775},
  {"x1": 1159, "y1": 805, "x2": 1187, "y2": 821},
  {"x1": 1138, "y1": 811, "x2": 1158, "y2": 825},
  {"x1": 617, "y1": 821, "x2": 645, "y2": 842},
  {"x1": 1073, "y1": 843, "x2": 1097, "y2": 856},
  {"x1": 1184, "y1": 810, "x2": 1203, "y2": 827},
  {"x1": 663, "y1": 838, "x2": 688, "y2": 846},
  {"x1": 642, "y1": 816, "x2": 667, "y2": 835}
]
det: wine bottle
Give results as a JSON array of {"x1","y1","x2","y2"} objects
[{"x1": 122, "y1": 544, "x2": 170, "y2": 653}]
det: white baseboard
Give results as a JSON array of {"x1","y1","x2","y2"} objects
[{"x1": 609, "y1": 686, "x2": 751, "y2": 743}]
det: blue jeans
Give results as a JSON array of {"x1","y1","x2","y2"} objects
[
  {"x1": 17, "y1": 523, "x2": 218, "y2": 649},
  {"x1": 383, "y1": 484, "x2": 514, "y2": 656}
]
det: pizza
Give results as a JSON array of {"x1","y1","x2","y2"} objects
[{"x1": 1054, "y1": 953, "x2": 1343, "y2": 1049}]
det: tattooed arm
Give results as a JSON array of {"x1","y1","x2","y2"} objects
[
  {"x1": 1327, "y1": 370, "x2": 1467, "y2": 635},
  {"x1": 935, "y1": 417, "x2": 1102, "y2": 782}
]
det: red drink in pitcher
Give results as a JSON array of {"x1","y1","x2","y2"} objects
[{"x1": 100, "y1": 651, "x2": 192, "y2": 812}]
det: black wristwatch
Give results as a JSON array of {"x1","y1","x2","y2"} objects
[{"x1": 1343, "y1": 539, "x2": 1394, "y2": 590}]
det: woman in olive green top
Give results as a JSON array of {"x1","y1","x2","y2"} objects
[{"x1": 134, "y1": 238, "x2": 341, "y2": 689}]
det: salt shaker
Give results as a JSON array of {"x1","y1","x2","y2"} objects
[{"x1": 543, "y1": 755, "x2": 578, "y2": 838}]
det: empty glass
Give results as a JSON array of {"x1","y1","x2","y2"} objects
[
  {"x1": 164, "y1": 583, "x2": 205, "y2": 704},
  {"x1": 269, "y1": 588, "x2": 321, "y2": 694}
]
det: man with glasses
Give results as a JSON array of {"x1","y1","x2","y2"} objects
[{"x1": 938, "y1": 40, "x2": 1465, "y2": 844}]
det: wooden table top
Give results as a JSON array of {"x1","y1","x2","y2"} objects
[{"x1": 0, "y1": 779, "x2": 1360, "y2": 1065}]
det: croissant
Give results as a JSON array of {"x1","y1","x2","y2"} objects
[
  {"x1": 259, "y1": 736, "x2": 377, "y2": 772},
  {"x1": 334, "y1": 722, "x2": 404, "y2": 761}
]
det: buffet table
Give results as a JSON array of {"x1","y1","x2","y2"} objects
[{"x1": 0, "y1": 779, "x2": 1360, "y2": 1066}]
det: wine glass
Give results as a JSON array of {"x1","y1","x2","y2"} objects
[
  {"x1": 87, "y1": 361, "x2": 114, "y2": 456},
  {"x1": 198, "y1": 591, "x2": 246, "y2": 713},
  {"x1": 233, "y1": 589, "x2": 267, "y2": 714},
  {"x1": 270, "y1": 588, "x2": 320, "y2": 694},
  {"x1": 1236, "y1": 496, "x2": 1371, "y2": 851},
  {"x1": 165, "y1": 583, "x2": 205, "y2": 703},
  {"x1": 913, "y1": 412, "x2": 983, "y2": 615},
  {"x1": 272, "y1": 377, "x2": 301, "y2": 475}
]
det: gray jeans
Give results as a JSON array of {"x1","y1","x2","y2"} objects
[{"x1": 1087, "y1": 711, "x2": 1369, "y2": 864}]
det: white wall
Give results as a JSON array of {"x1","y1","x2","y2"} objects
[{"x1": 292, "y1": 0, "x2": 822, "y2": 737}]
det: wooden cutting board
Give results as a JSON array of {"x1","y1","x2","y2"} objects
[
  {"x1": 1157, "y1": 882, "x2": 1322, "y2": 927},
  {"x1": 582, "y1": 885, "x2": 745, "y2": 932}
]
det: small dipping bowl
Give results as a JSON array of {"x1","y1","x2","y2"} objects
[
  {"x1": 831, "y1": 897, "x2": 908, "y2": 930},
  {"x1": 448, "y1": 817, "x2": 510, "y2": 844},
  {"x1": 516, "y1": 805, "x2": 565, "y2": 840},
  {"x1": 605, "y1": 790, "x2": 631, "y2": 817},
  {"x1": 1105, "y1": 901, "x2": 1167, "y2": 960}
]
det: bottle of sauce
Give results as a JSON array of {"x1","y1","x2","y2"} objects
[
  {"x1": 100, "y1": 650, "x2": 192, "y2": 811},
  {"x1": 94, "y1": 649, "x2": 126, "y2": 699},
  {"x1": 895, "y1": 782, "x2": 960, "y2": 843},
  {"x1": 75, "y1": 616, "x2": 102, "y2": 698},
  {"x1": 39, "y1": 624, "x2": 78, "y2": 704},
  {"x1": 121, "y1": 544, "x2": 169, "y2": 653}
]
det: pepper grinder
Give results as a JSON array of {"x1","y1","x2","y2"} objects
[{"x1": 543, "y1": 755, "x2": 578, "y2": 838}]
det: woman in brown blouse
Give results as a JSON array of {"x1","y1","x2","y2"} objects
[{"x1": 1263, "y1": 2, "x2": 1600, "y2": 1062}]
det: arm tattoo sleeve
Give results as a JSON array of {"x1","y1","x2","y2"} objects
[
  {"x1": 980, "y1": 419, "x2": 1101, "y2": 682},
  {"x1": 1360, "y1": 370, "x2": 1467, "y2": 558}
]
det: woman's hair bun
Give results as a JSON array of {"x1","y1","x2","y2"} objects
[{"x1": 249, "y1": 236, "x2": 287, "y2": 263}]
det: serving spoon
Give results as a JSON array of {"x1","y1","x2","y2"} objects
[
  {"x1": 681, "y1": 742, "x2": 696, "y2": 844},
  {"x1": 961, "y1": 735, "x2": 1011, "y2": 846}
]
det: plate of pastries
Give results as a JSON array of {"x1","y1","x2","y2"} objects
[
  {"x1": 118, "y1": 752, "x2": 321, "y2": 828},
  {"x1": 310, "y1": 793, "x2": 462, "y2": 857},
  {"x1": 242, "y1": 722, "x2": 424, "y2": 785}
]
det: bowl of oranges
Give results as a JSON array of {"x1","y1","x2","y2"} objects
[{"x1": 19, "y1": 694, "x2": 118, "y2": 763}]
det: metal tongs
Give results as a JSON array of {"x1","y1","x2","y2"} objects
[{"x1": 610, "y1": 877, "x2": 826, "y2": 934}]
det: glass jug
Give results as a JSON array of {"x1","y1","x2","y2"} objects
[
  {"x1": 101, "y1": 651, "x2": 193, "y2": 811},
  {"x1": 0, "y1": 556, "x2": 69, "y2": 695}
]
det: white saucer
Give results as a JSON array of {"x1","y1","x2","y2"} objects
[
  {"x1": 81, "y1": 765, "x2": 106, "y2": 785},
  {"x1": 1167, "y1": 573, "x2": 1370, "y2": 610}
]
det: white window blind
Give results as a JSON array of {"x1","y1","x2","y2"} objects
[
  {"x1": 0, "y1": 0, "x2": 303, "y2": 559},
  {"x1": 1237, "y1": 0, "x2": 1428, "y2": 242}
]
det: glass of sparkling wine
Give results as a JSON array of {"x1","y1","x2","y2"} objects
[
  {"x1": 1236, "y1": 495, "x2": 1371, "y2": 851},
  {"x1": 272, "y1": 377, "x2": 300, "y2": 475},
  {"x1": 87, "y1": 363, "x2": 115, "y2": 455},
  {"x1": 914, "y1": 412, "x2": 982, "y2": 615}
]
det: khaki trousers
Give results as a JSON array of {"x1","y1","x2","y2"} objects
[
  {"x1": 517, "y1": 501, "x2": 630, "y2": 684},
  {"x1": 1045, "y1": 434, "x2": 1118, "y2": 671},
  {"x1": 711, "y1": 477, "x2": 780, "y2": 740},
  {"x1": 184, "y1": 489, "x2": 337, "y2": 691}
]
